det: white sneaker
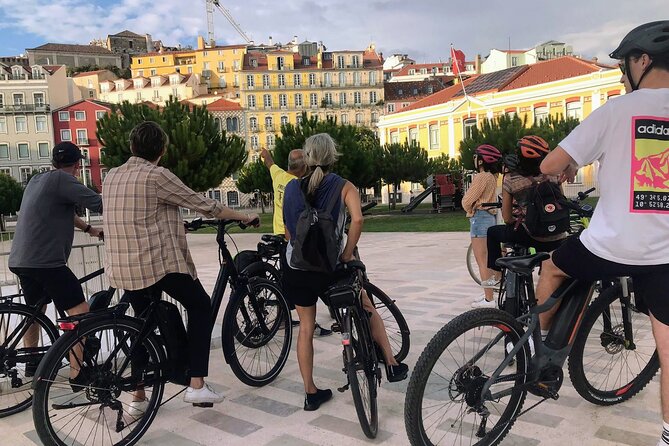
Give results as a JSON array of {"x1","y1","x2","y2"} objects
[
  {"x1": 480, "y1": 278, "x2": 500, "y2": 289},
  {"x1": 184, "y1": 382, "x2": 225, "y2": 405},
  {"x1": 127, "y1": 399, "x2": 148, "y2": 417},
  {"x1": 471, "y1": 298, "x2": 496, "y2": 309}
]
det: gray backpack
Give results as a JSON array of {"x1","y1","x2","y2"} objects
[{"x1": 290, "y1": 176, "x2": 346, "y2": 273}]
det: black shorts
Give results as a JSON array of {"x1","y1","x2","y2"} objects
[
  {"x1": 9, "y1": 266, "x2": 85, "y2": 313},
  {"x1": 552, "y1": 236, "x2": 669, "y2": 325},
  {"x1": 282, "y1": 265, "x2": 337, "y2": 308}
]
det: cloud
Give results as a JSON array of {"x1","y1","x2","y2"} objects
[{"x1": 0, "y1": 0, "x2": 666, "y2": 62}]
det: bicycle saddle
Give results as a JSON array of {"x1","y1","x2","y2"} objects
[
  {"x1": 261, "y1": 234, "x2": 285, "y2": 245},
  {"x1": 495, "y1": 252, "x2": 550, "y2": 275}
]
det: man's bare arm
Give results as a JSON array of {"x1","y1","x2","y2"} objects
[{"x1": 260, "y1": 148, "x2": 274, "y2": 169}]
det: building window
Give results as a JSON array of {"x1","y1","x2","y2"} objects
[
  {"x1": 263, "y1": 94, "x2": 272, "y2": 109},
  {"x1": 280, "y1": 115, "x2": 288, "y2": 126},
  {"x1": 296, "y1": 113, "x2": 303, "y2": 124},
  {"x1": 371, "y1": 112, "x2": 378, "y2": 123},
  {"x1": 0, "y1": 94, "x2": 3, "y2": 108},
  {"x1": 262, "y1": 74, "x2": 270, "y2": 89},
  {"x1": 309, "y1": 93, "x2": 318, "y2": 107},
  {"x1": 13, "y1": 93, "x2": 24, "y2": 105},
  {"x1": 339, "y1": 72, "x2": 346, "y2": 86},
  {"x1": 266, "y1": 134, "x2": 275, "y2": 148},
  {"x1": 354, "y1": 92, "x2": 362, "y2": 105},
  {"x1": 309, "y1": 73, "x2": 316, "y2": 87},
  {"x1": 0, "y1": 143, "x2": 9, "y2": 159},
  {"x1": 511, "y1": 56, "x2": 518, "y2": 67},
  {"x1": 429, "y1": 125, "x2": 439, "y2": 150},
  {"x1": 279, "y1": 93, "x2": 287, "y2": 108},
  {"x1": 323, "y1": 72, "x2": 332, "y2": 87},
  {"x1": 33, "y1": 93, "x2": 45, "y2": 107},
  {"x1": 59, "y1": 111, "x2": 69, "y2": 121},
  {"x1": 77, "y1": 129, "x2": 88, "y2": 145},
  {"x1": 387, "y1": 103, "x2": 395, "y2": 113},
  {"x1": 409, "y1": 69, "x2": 416, "y2": 75},
  {"x1": 35, "y1": 115, "x2": 47, "y2": 132},
  {"x1": 294, "y1": 93, "x2": 303, "y2": 107},
  {"x1": 293, "y1": 74, "x2": 301, "y2": 87},
  {"x1": 278, "y1": 74, "x2": 285, "y2": 88},
  {"x1": 369, "y1": 71, "x2": 377, "y2": 85},
  {"x1": 61, "y1": 129, "x2": 71, "y2": 141},
  {"x1": 339, "y1": 92, "x2": 347, "y2": 106},
  {"x1": 463, "y1": 118, "x2": 477, "y2": 139},
  {"x1": 341, "y1": 114, "x2": 348, "y2": 124},
  {"x1": 18, "y1": 143, "x2": 30, "y2": 158},
  {"x1": 409, "y1": 128, "x2": 418, "y2": 144},
  {"x1": 277, "y1": 56, "x2": 284, "y2": 70},
  {"x1": 390, "y1": 132, "x2": 399, "y2": 144},
  {"x1": 15, "y1": 116, "x2": 27, "y2": 133},
  {"x1": 20, "y1": 167, "x2": 32, "y2": 184},
  {"x1": 247, "y1": 95, "x2": 256, "y2": 108},
  {"x1": 151, "y1": 69, "x2": 157, "y2": 76},
  {"x1": 355, "y1": 113, "x2": 363, "y2": 125},
  {"x1": 352, "y1": 55, "x2": 360, "y2": 68},
  {"x1": 226, "y1": 117, "x2": 238, "y2": 132},
  {"x1": 38, "y1": 142, "x2": 49, "y2": 158},
  {"x1": 265, "y1": 116, "x2": 273, "y2": 131},
  {"x1": 0, "y1": 167, "x2": 11, "y2": 176},
  {"x1": 353, "y1": 72, "x2": 361, "y2": 86},
  {"x1": 370, "y1": 91, "x2": 377, "y2": 104},
  {"x1": 534, "y1": 106, "x2": 549, "y2": 124},
  {"x1": 566, "y1": 101, "x2": 582, "y2": 120},
  {"x1": 0, "y1": 117, "x2": 6, "y2": 133},
  {"x1": 96, "y1": 110, "x2": 107, "y2": 120},
  {"x1": 246, "y1": 75, "x2": 255, "y2": 87},
  {"x1": 337, "y1": 55, "x2": 345, "y2": 68},
  {"x1": 324, "y1": 93, "x2": 332, "y2": 105},
  {"x1": 226, "y1": 191, "x2": 239, "y2": 207},
  {"x1": 251, "y1": 135, "x2": 258, "y2": 148},
  {"x1": 249, "y1": 117, "x2": 257, "y2": 131}
]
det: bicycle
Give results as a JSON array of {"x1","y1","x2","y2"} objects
[
  {"x1": 405, "y1": 211, "x2": 658, "y2": 445},
  {"x1": 239, "y1": 203, "x2": 411, "y2": 363},
  {"x1": 0, "y1": 267, "x2": 113, "y2": 418},
  {"x1": 324, "y1": 260, "x2": 382, "y2": 439},
  {"x1": 32, "y1": 218, "x2": 292, "y2": 446}
]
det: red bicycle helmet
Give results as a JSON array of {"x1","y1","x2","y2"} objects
[
  {"x1": 475, "y1": 144, "x2": 502, "y2": 164},
  {"x1": 518, "y1": 135, "x2": 550, "y2": 160}
]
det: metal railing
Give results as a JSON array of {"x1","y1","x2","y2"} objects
[{"x1": 0, "y1": 104, "x2": 51, "y2": 113}]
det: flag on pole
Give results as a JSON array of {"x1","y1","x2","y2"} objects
[{"x1": 451, "y1": 47, "x2": 466, "y2": 75}]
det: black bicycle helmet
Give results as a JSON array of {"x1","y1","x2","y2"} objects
[
  {"x1": 503, "y1": 153, "x2": 519, "y2": 171},
  {"x1": 610, "y1": 21, "x2": 669, "y2": 59}
]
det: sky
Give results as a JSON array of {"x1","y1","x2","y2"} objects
[{"x1": 0, "y1": 0, "x2": 666, "y2": 63}]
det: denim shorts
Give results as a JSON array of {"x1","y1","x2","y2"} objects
[{"x1": 470, "y1": 209, "x2": 496, "y2": 238}]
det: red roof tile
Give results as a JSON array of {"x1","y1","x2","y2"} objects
[
  {"x1": 500, "y1": 56, "x2": 609, "y2": 91},
  {"x1": 206, "y1": 97, "x2": 242, "y2": 111}
]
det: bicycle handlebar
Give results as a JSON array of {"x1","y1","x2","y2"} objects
[{"x1": 184, "y1": 217, "x2": 260, "y2": 232}]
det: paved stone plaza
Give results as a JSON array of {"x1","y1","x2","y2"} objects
[{"x1": 2, "y1": 232, "x2": 662, "y2": 445}]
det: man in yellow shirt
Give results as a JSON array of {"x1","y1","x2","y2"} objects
[{"x1": 260, "y1": 147, "x2": 332, "y2": 336}]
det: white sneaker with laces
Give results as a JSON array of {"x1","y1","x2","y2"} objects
[
  {"x1": 471, "y1": 297, "x2": 496, "y2": 309},
  {"x1": 184, "y1": 382, "x2": 225, "y2": 404},
  {"x1": 480, "y1": 278, "x2": 501, "y2": 289},
  {"x1": 127, "y1": 399, "x2": 148, "y2": 417}
]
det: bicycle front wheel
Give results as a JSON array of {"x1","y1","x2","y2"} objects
[
  {"x1": 466, "y1": 243, "x2": 482, "y2": 285},
  {"x1": 222, "y1": 279, "x2": 292, "y2": 386},
  {"x1": 344, "y1": 307, "x2": 379, "y2": 439},
  {"x1": 568, "y1": 284, "x2": 659, "y2": 405},
  {"x1": 405, "y1": 308, "x2": 530, "y2": 446},
  {"x1": 0, "y1": 304, "x2": 59, "y2": 417},
  {"x1": 365, "y1": 282, "x2": 410, "y2": 363},
  {"x1": 33, "y1": 316, "x2": 166, "y2": 446}
]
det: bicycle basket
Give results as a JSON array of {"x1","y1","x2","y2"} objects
[{"x1": 155, "y1": 301, "x2": 190, "y2": 386}]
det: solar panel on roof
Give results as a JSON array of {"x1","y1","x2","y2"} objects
[{"x1": 454, "y1": 66, "x2": 526, "y2": 97}]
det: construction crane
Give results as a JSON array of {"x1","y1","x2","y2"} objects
[{"x1": 206, "y1": 0, "x2": 252, "y2": 46}]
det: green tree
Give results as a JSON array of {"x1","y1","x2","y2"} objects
[
  {"x1": 430, "y1": 153, "x2": 463, "y2": 175},
  {"x1": 236, "y1": 160, "x2": 273, "y2": 213},
  {"x1": 458, "y1": 114, "x2": 580, "y2": 170},
  {"x1": 273, "y1": 114, "x2": 382, "y2": 190},
  {"x1": 380, "y1": 141, "x2": 431, "y2": 209},
  {"x1": 0, "y1": 173, "x2": 23, "y2": 231},
  {"x1": 97, "y1": 98, "x2": 247, "y2": 191}
]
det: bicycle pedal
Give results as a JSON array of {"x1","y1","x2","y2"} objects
[
  {"x1": 337, "y1": 383, "x2": 349, "y2": 393},
  {"x1": 192, "y1": 402, "x2": 214, "y2": 408}
]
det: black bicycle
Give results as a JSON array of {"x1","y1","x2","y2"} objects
[
  {"x1": 325, "y1": 260, "x2": 382, "y2": 439},
  {"x1": 31, "y1": 218, "x2": 292, "y2": 446},
  {"x1": 405, "y1": 213, "x2": 658, "y2": 444},
  {"x1": 0, "y1": 268, "x2": 113, "y2": 418}
]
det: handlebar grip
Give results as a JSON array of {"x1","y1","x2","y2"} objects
[
  {"x1": 239, "y1": 217, "x2": 260, "y2": 230},
  {"x1": 342, "y1": 259, "x2": 366, "y2": 273}
]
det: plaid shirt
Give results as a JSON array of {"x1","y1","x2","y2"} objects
[{"x1": 102, "y1": 157, "x2": 225, "y2": 290}]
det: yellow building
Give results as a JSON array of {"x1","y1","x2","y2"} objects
[
  {"x1": 377, "y1": 56, "x2": 623, "y2": 201},
  {"x1": 129, "y1": 36, "x2": 246, "y2": 100},
  {"x1": 240, "y1": 42, "x2": 385, "y2": 152},
  {"x1": 98, "y1": 72, "x2": 207, "y2": 104},
  {"x1": 72, "y1": 69, "x2": 118, "y2": 99}
]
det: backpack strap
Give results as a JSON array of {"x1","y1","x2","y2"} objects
[
  {"x1": 325, "y1": 176, "x2": 347, "y2": 214},
  {"x1": 298, "y1": 177, "x2": 313, "y2": 211}
]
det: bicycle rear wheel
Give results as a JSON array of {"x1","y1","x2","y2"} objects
[
  {"x1": 0, "y1": 304, "x2": 59, "y2": 417},
  {"x1": 33, "y1": 316, "x2": 165, "y2": 446},
  {"x1": 345, "y1": 307, "x2": 379, "y2": 439},
  {"x1": 568, "y1": 284, "x2": 659, "y2": 405},
  {"x1": 364, "y1": 282, "x2": 410, "y2": 363},
  {"x1": 466, "y1": 244, "x2": 482, "y2": 285},
  {"x1": 222, "y1": 279, "x2": 292, "y2": 386},
  {"x1": 404, "y1": 308, "x2": 530, "y2": 446}
]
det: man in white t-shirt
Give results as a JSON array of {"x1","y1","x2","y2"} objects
[{"x1": 537, "y1": 21, "x2": 669, "y2": 446}]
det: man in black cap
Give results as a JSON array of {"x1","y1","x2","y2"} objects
[{"x1": 8, "y1": 141, "x2": 103, "y2": 377}]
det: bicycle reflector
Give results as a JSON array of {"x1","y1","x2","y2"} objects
[{"x1": 58, "y1": 321, "x2": 78, "y2": 331}]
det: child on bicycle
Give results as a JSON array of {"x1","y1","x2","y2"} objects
[{"x1": 461, "y1": 144, "x2": 503, "y2": 308}]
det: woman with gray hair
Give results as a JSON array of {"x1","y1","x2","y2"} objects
[{"x1": 282, "y1": 133, "x2": 408, "y2": 411}]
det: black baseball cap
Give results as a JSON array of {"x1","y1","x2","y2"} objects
[{"x1": 52, "y1": 141, "x2": 84, "y2": 165}]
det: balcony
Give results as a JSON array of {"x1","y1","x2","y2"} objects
[{"x1": 0, "y1": 103, "x2": 50, "y2": 113}]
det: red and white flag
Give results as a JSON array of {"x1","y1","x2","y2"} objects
[{"x1": 451, "y1": 48, "x2": 466, "y2": 75}]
